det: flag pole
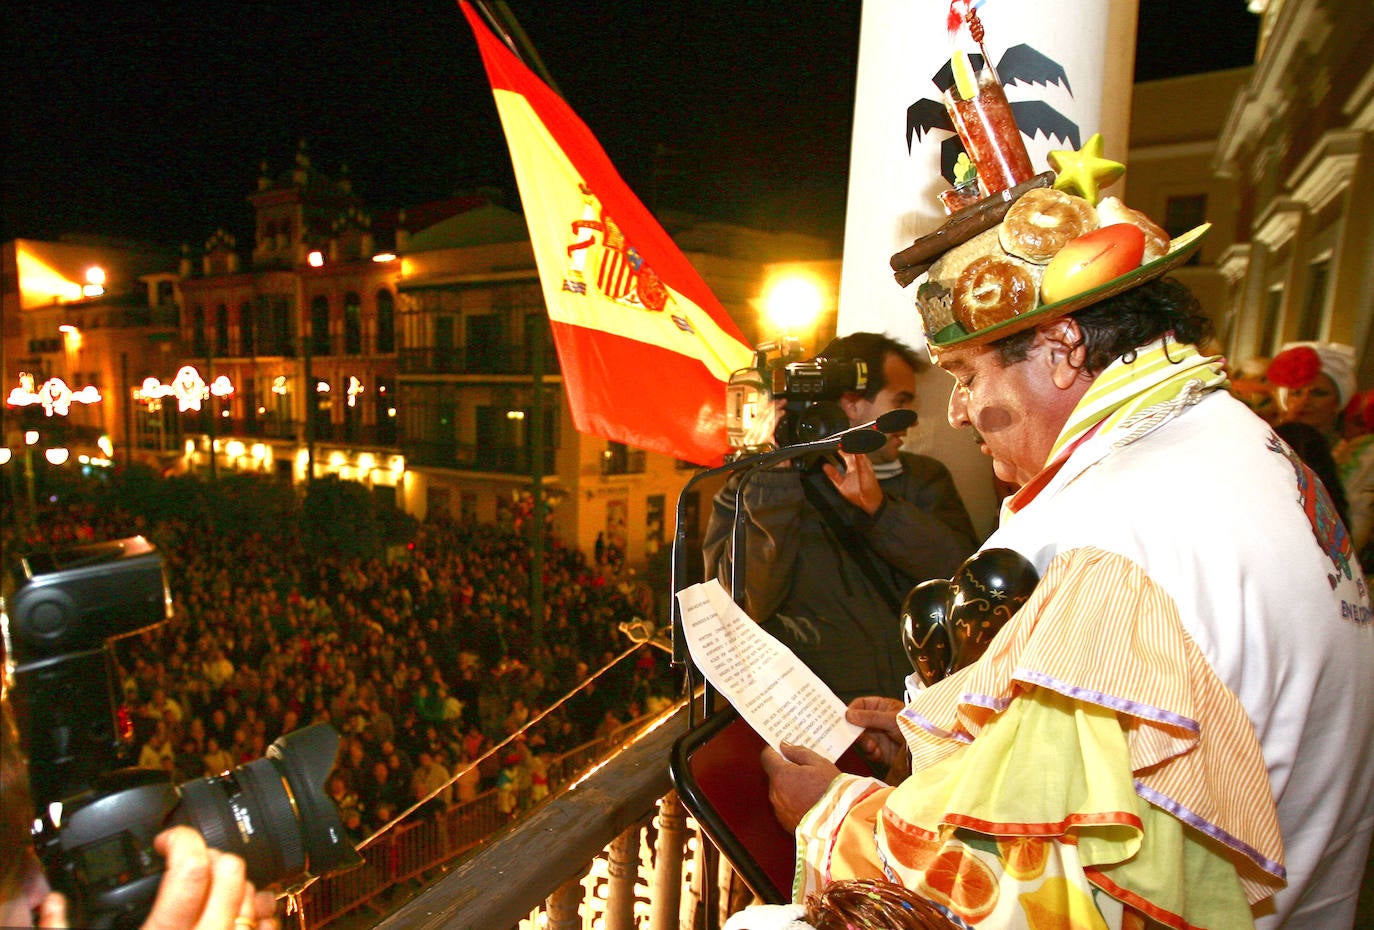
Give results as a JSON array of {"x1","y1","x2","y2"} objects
[
  {"x1": 471, "y1": 1, "x2": 564, "y2": 97},
  {"x1": 470, "y1": 0, "x2": 556, "y2": 652}
]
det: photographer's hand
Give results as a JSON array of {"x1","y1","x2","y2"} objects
[
  {"x1": 141, "y1": 827, "x2": 277, "y2": 930},
  {"x1": 822, "y1": 450, "x2": 883, "y2": 515}
]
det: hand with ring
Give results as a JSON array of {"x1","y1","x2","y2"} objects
[{"x1": 139, "y1": 826, "x2": 278, "y2": 930}]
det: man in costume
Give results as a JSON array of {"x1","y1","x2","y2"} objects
[
  {"x1": 759, "y1": 205, "x2": 1374, "y2": 925},
  {"x1": 703, "y1": 332, "x2": 978, "y2": 703}
]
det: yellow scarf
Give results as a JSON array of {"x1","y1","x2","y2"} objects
[{"x1": 1005, "y1": 339, "x2": 1227, "y2": 521}]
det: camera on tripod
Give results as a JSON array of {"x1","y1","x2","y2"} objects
[
  {"x1": 725, "y1": 339, "x2": 869, "y2": 457},
  {"x1": 2, "y1": 536, "x2": 361, "y2": 929}
]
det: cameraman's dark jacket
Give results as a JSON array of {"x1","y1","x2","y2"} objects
[{"x1": 703, "y1": 452, "x2": 977, "y2": 703}]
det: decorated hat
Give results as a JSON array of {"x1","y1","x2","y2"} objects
[
  {"x1": 1267, "y1": 341, "x2": 1358, "y2": 407},
  {"x1": 890, "y1": 13, "x2": 1210, "y2": 352}
]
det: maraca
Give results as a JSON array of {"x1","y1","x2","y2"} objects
[
  {"x1": 900, "y1": 578, "x2": 956, "y2": 686},
  {"x1": 947, "y1": 547, "x2": 1039, "y2": 671}
]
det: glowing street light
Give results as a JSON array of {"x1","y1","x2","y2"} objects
[
  {"x1": 82, "y1": 266, "x2": 106, "y2": 298},
  {"x1": 764, "y1": 275, "x2": 824, "y2": 335}
]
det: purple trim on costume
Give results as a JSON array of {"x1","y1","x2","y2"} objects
[
  {"x1": 1135, "y1": 781, "x2": 1287, "y2": 880},
  {"x1": 959, "y1": 690, "x2": 1013, "y2": 712},
  {"x1": 898, "y1": 707, "x2": 973, "y2": 743},
  {"x1": 1016, "y1": 669, "x2": 1201, "y2": 733}
]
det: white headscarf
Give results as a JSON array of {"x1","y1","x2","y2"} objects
[{"x1": 1276, "y1": 341, "x2": 1357, "y2": 407}]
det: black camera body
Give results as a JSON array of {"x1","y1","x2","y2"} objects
[
  {"x1": 2, "y1": 537, "x2": 361, "y2": 929},
  {"x1": 771, "y1": 356, "x2": 869, "y2": 449}
]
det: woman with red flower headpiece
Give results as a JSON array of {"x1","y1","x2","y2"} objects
[{"x1": 1267, "y1": 341, "x2": 1374, "y2": 559}]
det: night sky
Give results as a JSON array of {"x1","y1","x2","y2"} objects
[{"x1": 0, "y1": 1, "x2": 1259, "y2": 250}]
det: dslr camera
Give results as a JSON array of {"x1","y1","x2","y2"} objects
[
  {"x1": 726, "y1": 340, "x2": 869, "y2": 455},
  {"x1": 2, "y1": 536, "x2": 361, "y2": 929}
]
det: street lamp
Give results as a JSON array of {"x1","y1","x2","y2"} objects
[{"x1": 763, "y1": 274, "x2": 825, "y2": 336}]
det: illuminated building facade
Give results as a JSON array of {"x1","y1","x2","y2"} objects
[
  {"x1": 1, "y1": 236, "x2": 179, "y2": 471},
  {"x1": 174, "y1": 143, "x2": 415, "y2": 493},
  {"x1": 157, "y1": 142, "x2": 838, "y2": 563},
  {"x1": 1213, "y1": 0, "x2": 1374, "y2": 377},
  {"x1": 392, "y1": 206, "x2": 836, "y2": 562},
  {"x1": 3, "y1": 141, "x2": 837, "y2": 563}
]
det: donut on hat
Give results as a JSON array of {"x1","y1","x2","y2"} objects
[
  {"x1": 1098, "y1": 196, "x2": 1170, "y2": 262},
  {"x1": 953, "y1": 254, "x2": 1040, "y2": 332},
  {"x1": 999, "y1": 187, "x2": 1098, "y2": 264}
]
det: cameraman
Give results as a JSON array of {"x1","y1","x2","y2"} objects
[
  {"x1": 1, "y1": 697, "x2": 277, "y2": 930},
  {"x1": 703, "y1": 332, "x2": 978, "y2": 702}
]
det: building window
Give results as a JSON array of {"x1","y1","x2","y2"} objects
[
  {"x1": 601, "y1": 441, "x2": 646, "y2": 476},
  {"x1": 1260, "y1": 287, "x2": 1283, "y2": 354},
  {"x1": 1296, "y1": 258, "x2": 1330, "y2": 342},
  {"x1": 376, "y1": 289, "x2": 395, "y2": 353},
  {"x1": 1164, "y1": 194, "x2": 1207, "y2": 266},
  {"x1": 473, "y1": 403, "x2": 555, "y2": 473},
  {"x1": 191, "y1": 305, "x2": 207, "y2": 357},
  {"x1": 310, "y1": 296, "x2": 331, "y2": 356},
  {"x1": 344, "y1": 292, "x2": 362, "y2": 355},
  {"x1": 466, "y1": 314, "x2": 503, "y2": 372},
  {"x1": 310, "y1": 380, "x2": 332, "y2": 440},
  {"x1": 215, "y1": 304, "x2": 230, "y2": 357},
  {"x1": 646, "y1": 494, "x2": 665, "y2": 557},
  {"x1": 524, "y1": 311, "x2": 558, "y2": 373},
  {"x1": 239, "y1": 300, "x2": 255, "y2": 356},
  {"x1": 343, "y1": 382, "x2": 363, "y2": 441},
  {"x1": 375, "y1": 377, "x2": 396, "y2": 444}
]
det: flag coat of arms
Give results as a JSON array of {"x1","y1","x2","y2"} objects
[{"x1": 461, "y1": 2, "x2": 753, "y2": 467}]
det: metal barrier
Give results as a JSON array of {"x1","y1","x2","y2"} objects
[{"x1": 293, "y1": 695, "x2": 678, "y2": 929}]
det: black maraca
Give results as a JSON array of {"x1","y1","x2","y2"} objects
[
  {"x1": 947, "y1": 548, "x2": 1039, "y2": 671},
  {"x1": 900, "y1": 578, "x2": 956, "y2": 687}
]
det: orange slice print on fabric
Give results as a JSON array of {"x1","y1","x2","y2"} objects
[
  {"x1": 881, "y1": 809, "x2": 943, "y2": 871},
  {"x1": 916, "y1": 845, "x2": 999, "y2": 923},
  {"x1": 1019, "y1": 876, "x2": 1110, "y2": 930},
  {"x1": 997, "y1": 835, "x2": 1050, "y2": 881}
]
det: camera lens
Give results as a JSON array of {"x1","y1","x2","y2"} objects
[{"x1": 174, "y1": 723, "x2": 361, "y2": 887}]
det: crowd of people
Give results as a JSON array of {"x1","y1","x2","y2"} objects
[
  {"x1": 7, "y1": 496, "x2": 679, "y2": 847},
  {"x1": 1226, "y1": 340, "x2": 1374, "y2": 567}
]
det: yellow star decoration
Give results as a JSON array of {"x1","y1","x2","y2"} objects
[{"x1": 1048, "y1": 133, "x2": 1125, "y2": 205}]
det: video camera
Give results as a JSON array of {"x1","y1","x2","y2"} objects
[
  {"x1": 2, "y1": 536, "x2": 361, "y2": 929},
  {"x1": 726, "y1": 339, "x2": 870, "y2": 456}
]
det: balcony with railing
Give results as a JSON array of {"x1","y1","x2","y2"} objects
[
  {"x1": 284, "y1": 643, "x2": 742, "y2": 930},
  {"x1": 218, "y1": 417, "x2": 302, "y2": 441},
  {"x1": 404, "y1": 439, "x2": 555, "y2": 474},
  {"x1": 397, "y1": 344, "x2": 561, "y2": 377}
]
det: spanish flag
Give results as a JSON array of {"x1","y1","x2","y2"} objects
[{"x1": 461, "y1": 2, "x2": 754, "y2": 467}]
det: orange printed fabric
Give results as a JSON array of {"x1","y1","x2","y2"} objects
[{"x1": 795, "y1": 546, "x2": 1284, "y2": 929}]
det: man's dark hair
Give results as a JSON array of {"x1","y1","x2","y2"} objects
[
  {"x1": 818, "y1": 332, "x2": 924, "y2": 399},
  {"x1": 992, "y1": 277, "x2": 1212, "y2": 374}
]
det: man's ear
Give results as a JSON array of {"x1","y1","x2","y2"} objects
[
  {"x1": 838, "y1": 390, "x2": 865, "y2": 421},
  {"x1": 1038, "y1": 319, "x2": 1088, "y2": 390}
]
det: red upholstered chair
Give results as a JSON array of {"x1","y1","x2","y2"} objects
[{"x1": 670, "y1": 705, "x2": 871, "y2": 903}]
